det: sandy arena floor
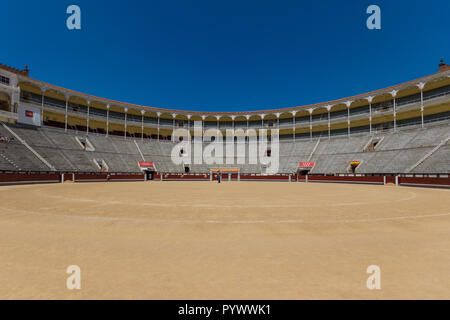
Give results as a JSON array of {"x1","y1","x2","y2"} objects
[{"x1": 0, "y1": 181, "x2": 449, "y2": 299}]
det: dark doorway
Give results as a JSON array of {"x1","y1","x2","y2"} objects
[
  {"x1": 350, "y1": 163, "x2": 360, "y2": 174},
  {"x1": 146, "y1": 171, "x2": 154, "y2": 181}
]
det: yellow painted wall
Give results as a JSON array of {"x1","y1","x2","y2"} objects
[{"x1": 40, "y1": 100, "x2": 449, "y2": 137}]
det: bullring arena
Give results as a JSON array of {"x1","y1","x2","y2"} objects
[
  {"x1": 0, "y1": 61, "x2": 450, "y2": 299},
  {"x1": 0, "y1": 181, "x2": 449, "y2": 299}
]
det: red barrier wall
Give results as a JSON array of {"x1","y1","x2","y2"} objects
[
  {"x1": 161, "y1": 174, "x2": 209, "y2": 180},
  {"x1": 306, "y1": 175, "x2": 385, "y2": 184},
  {"x1": 74, "y1": 173, "x2": 145, "y2": 182},
  {"x1": 111, "y1": 173, "x2": 145, "y2": 181},
  {"x1": 240, "y1": 175, "x2": 290, "y2": 181},
  {"x1": 399, "y1": 176, "x2": 450, "y2": 187},
  {"x1": 74, "y1": 173, "x2": 108, "y2": 181},
  {"x1": 0, "y1": 172, "x2": 448, "y2": 187},
  {"x1": 0, "y1": 172, "x2": 60, "y2": 184}
]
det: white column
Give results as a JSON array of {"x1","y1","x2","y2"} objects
[
  {"x1": 230, "y1": 115, "x2": 235, "y2": 144},
  {"x1": 276, "y1": 113, "x2": 280, "y2": 128},
  {"x1": 391, "y1": 90, "x2": 397, "y2": 132},
  {"x1": 326, "y1": 105, "x2": 331, "y2": 140},
  {"x1": 260, "y1": 115, "x2": 265, "y2": 144},
  {"x1": 172, "y1": 113, "x2": 177, "y2": 142},
  {"x1": 246, "y1": 115, "x2": 250, "y2": 144},
  {"x1": 40, "y1": 87, "x2": 46, "y2": 124},
  {"x1": 86, "y1": 100, "x2": 90, "y2": 135},
  {"x1": 106, "y1": 104, "x2": 110, "y2": 137},
  {"x1": 367, "y1": 96, "x2": 373, "y2": 135},
  {"x1": 124, "y1": 108, "x2": 128, "y2": 139},
  {"x1": 187, "y1": 115, "x2": 192, "y2": 141},
  {"x1": 420, "y1": 89, "x2": 424, "y2": 128},
  {"x1": 202, "y1": 115, "x2": 206, "y2": 142},
  {"x1": 291, "y1": 111, "x2": 297, "y2": 141},
  {"x1": 64, "y1": 94, "x2": 69, "y2": 132},
  {"x1": 157, "y1": 112, "x2": 161, "y2": 141},
  {"x1": 141, "y1": 110, "x2": 145, "y2": 140},
  {"x1": 216, "y1": 116, "x2": 221, "y2": 142},
  {"x1": 345, "y1": 101, "x2": 352, "y2": 138},
  {"x1": 417, "y1": 83, "x2": 425, "y2": 128},
  {"x1": 308, "y1": 109, "x2": 313, "y2": 141},
  {"x1": 11, "y1": 90, "x2": 16, "y2": 113}
]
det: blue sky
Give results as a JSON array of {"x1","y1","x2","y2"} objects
[{"x1": 2, "y1": 0, "x2": 449, "y2": 111}]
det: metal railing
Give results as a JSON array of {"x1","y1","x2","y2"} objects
[{"x1": 19, "y1": 89, "x2": 450, "y2": 134}]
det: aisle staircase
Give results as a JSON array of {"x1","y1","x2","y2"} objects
[
  {"x1": 2, "y1": 124, "x2": 56, "y2": 171},
  {"x1": 0, "y1": 151, "x2": 21, "y2": 170},
  {"x1": 406, "y1": 135, "x2": 450, "y2": 173}
]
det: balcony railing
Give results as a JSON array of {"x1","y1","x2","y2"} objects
[
  {"x1": 0, "y1": 110, "x2": 18, "y2": 120},
  {"x1": 20, "y1": 89, "x2": 450, "y2": 131}
]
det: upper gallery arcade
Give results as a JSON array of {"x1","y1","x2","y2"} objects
[{"x1": 0, "y1": 60, "x2": 449, "y2": 141}]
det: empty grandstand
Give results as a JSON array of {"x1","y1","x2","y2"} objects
[{"x1": 0, "y1": 60, "x2": 449, "y2": 183}]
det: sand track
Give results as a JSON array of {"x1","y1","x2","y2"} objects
[{"x1": 0, "y1": 181, "x2": 449, "y2": 299}]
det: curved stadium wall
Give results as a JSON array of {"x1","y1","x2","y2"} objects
[{"x1": 0, "y1": 62, "x2": 449, "y2": 186}]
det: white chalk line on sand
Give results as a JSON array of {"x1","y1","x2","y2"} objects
[
  {"x1": 1, "y1": 206, "x2": 449, "y2": 225},
  {"x1": 2, "y1": 184, "x2": 449, "y2": 224},
  {"x1": 36, "y1": 189, "x2": 418, "y2": 209}
]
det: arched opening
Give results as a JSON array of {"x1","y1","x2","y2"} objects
[
  {"x1": 174, "y1": 114, "x2": 188, "y2": 128},
  {"x1": 234, "y1": 115, "x2": 247, "y2": 129},
  {"x1": 264, "y1": 114, "x2": 277, "y2": 128},
  {"x1": 248, "y1": 115, "x2": 262, "y2": 129},
  {"x1": 371, "y1": 93, "x2": 394, "y2": 132},
  {"x1": 40, "y1": 89, "x2": 68, "y2": 129},
  {"x1": 294, "y1": 110, "x2": 309, "y2": 139},
  {"x1": 0, "y1": 91, "x2": 11, "y2": 112},
  {"x1": 219, "y1": 115, "x2": 233, "y2": 130},
  {"x1": 278, "y1": 112, "x2": 292, "y2": 128},
  {"x1": 311, "y1": 107, "x2": 328, "y2": 138}
]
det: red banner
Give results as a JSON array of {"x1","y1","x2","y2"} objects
[
  {"x1": 25, "y1": 110, "x2": 34, "y2": 118},
  {"x1": 298, "y1": 162, "x2": 315, "y2": 168},
  {"x1": 138, "y1": 161, "x2": 154, "y2": 168}
]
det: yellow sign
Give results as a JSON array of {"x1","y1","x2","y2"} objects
[{"x1": 211, "y1": 168, "x2": 240, "y2": 173}]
